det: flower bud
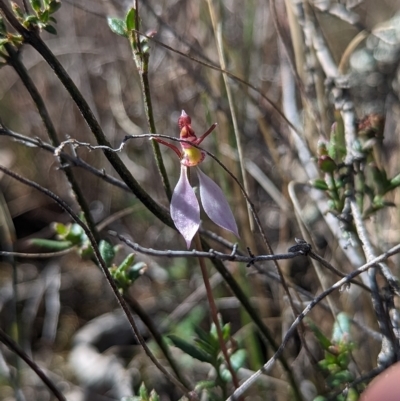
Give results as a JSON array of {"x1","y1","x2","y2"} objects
[{"x1": 318, "y1": 154, "x2": 337, "y2": 173}]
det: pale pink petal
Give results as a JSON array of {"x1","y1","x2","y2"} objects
[
  {"x1": 196, "y1": 168, "x2": 239, "y2": 238},
  {"x1": 171, "y1": 166, "x2": 200, "y2": 248}
]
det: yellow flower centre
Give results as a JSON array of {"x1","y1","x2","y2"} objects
[{"x1": 182, "y1": 146, "x2": 204, "y2": 166}]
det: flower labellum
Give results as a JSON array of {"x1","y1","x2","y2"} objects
[{"x1": 154, "y1": 110, "x2": 239, "y2": 248}]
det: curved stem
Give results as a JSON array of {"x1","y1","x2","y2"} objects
[
  {"x1": 0, "y1": 164, "x2": 193, "y2": 398},
  {"x1": 130, "y1": 2, "x2": 172, "y2": 201},
  {"x1": 229, "y1": 242, "x2": 400, "y2": 400},
  {"x1": 4, "y1": 43, "x2": 99, "y2": 241},
  {"x1": 139, "y1": 66, "x2": 172, "y2": 201},
  {"x1": 0, "y1": 328, "x2": 66, "y2": 401},
  {"x1": 0, "y1": 1, "x2": 173, "y2": 228}
]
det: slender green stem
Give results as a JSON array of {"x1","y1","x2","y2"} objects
[
  {"x1": 139, "y1": 64, "x2": 172, "y2": 200},
  {"x1": 4, "y1": 43, "x2": 100, "y2": 241},
  {"x1": 327, "y1": 171, "x2": 342, "y2": 211},
  {"x1": 130, "y1": 5, "x2": 172, "y2": 201}
]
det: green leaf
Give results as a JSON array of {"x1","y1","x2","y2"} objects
[
  {"x1": 194, "y1": 380, "x2": 217, "y2": 391},
  {"x1": 29, "y1": 238, "x2": 73, "y2": 251},
  {"x1": 318, "y1": 359, "x2": 331, "y2": 370},
  {"x1": 125, "y1": 8, "x2": 136, "y2": 31},
  {"x1": 345, "y1": 388, "x2": 359, "y2": 401},
  {"x1": 332, "y1": 312, "x2": 351, "y2": 344},
  {"x1": 107, "y1": 17, "x2": 127, "y2": 37},
  {"x1": 328, "y1": 112, "x2": 346, "y2": 162},
  {"x1": 386, "y1": 172, "x2": 400, "y2": 192},
  {"x1": 11, "y1": 3, "x2": 24, "y2": 19},
  {"x1": 370, "y1": 163, "x2": 389, "y2": 195},
  {"x1": 149, "y1": 390, "x2": 160, "y2": 401},
  {"x1": 168, "y1": 334, "x2": 212, "y2": 363},
  {"x1": 0, "y1": 17, "x2": 6, "y2": 35},
  {"x1": 194, "y1": 325, "x2": 211, "y2": 344},
  {"x1": 99, "y1": 240, "x2": 116, "y2": 266},
  {"x1": 219, "y1": 365, "x2": 232, "y2": 382},
  {"x1": 127, "y1": 261, "x2": 147, "y2": 282},
  {"x1": 9, "y1": 34, "x2": 23, "y2": 45},
  {"x1": 53, "y1": 222, "x2": 68, "y2": 236},
  {"x1": 327, "y1": 370, "x2": 353, "y2": 387},
  {"x1": 40, "y1": 9, "x2": 50, "y2": 23},
  {"x1": 194, "y1": 338, "x2": 216, "y2": 356},
  {"x1": 230, "y1": 349, "x2": 246, "y2": 371},
  {"x1": 193, "y1": 326, "x2": 217, "y2": 352},
  {"x1": 24, "y1": 15, "x2": 40, "y2": 26},
  {"x1": 67, "y1": 223, "x2": 85, "y2": 243},
  {"x1": 138, "y1": 382, "x2": 149, "y2": 400},
  {"x1": 78, "y1": 243, "x2": 93, "y2": 259},
  {"x1": 30, "y1": 0, "x2": 42, "y2": 13},
  {"x1": 337, "y1": 352, "x2": 350, "y2": 370},
  {"x1": 311, "y1": 179, "x2": 329, "y2": 191},
  {"x1": 307, "y1": 320, "x2": 332, "y2": 351},
  {"x1": 208, "y1": 323, "x2": 221, "y2": 349},
  {"x1": 318, "y1": 155, "x2": 337, "y2": 173},
  {"x1": 43, "y1": 24, "x2": 57, "y2": 34},
  {"x1": 48, "y1": 0, "x2": 61, "y2": 14},
  {"x1": 372, "y1": 195, "x2": 385, "y2": 208},
  {"x1": 221, "y1": 322, "x2": 231, "y2": 342},
  {"x1": 117, "y1": 253, "x2": 135, "y2": 272}
]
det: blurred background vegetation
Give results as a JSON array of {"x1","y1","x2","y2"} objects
[{"x1": 1, "y1": 0, "x2": 400, "y2": 400}]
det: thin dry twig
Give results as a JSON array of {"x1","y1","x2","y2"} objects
[
  {"x1": 0, "y1": 328, "x2": 66, "y2": 401},
  {"x1": 227, "y1": 242, "x2": 400, "y2": 400},
  {"x1": 0, "y1": 164, "x2": 193, "y2": 398},
  {"x1": 206, "y1": 0, "x2": 253, "y2": 230}
]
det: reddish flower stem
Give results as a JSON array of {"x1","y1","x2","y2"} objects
[{"x1": 194, "y1": 233, "x2": 241, "y2": 394}]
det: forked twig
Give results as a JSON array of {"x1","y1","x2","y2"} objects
[
  {"x1": 0, "y1": 164, "x2": 193, "y2": 398},
  {"x1": 227, "y1": 242, "x2": 400, "y2": 400}
]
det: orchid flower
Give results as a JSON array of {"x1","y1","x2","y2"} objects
[{"x1": 154, "y1": 110, "x2": 239, "y2": 248}]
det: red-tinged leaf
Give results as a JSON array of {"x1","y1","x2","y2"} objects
[
  {"x1": 171, "y1": 166, "x2": 200, "y2": 248},
  {"x1": 197, "y1": 168, "x2": 239, "y2": 238}
]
